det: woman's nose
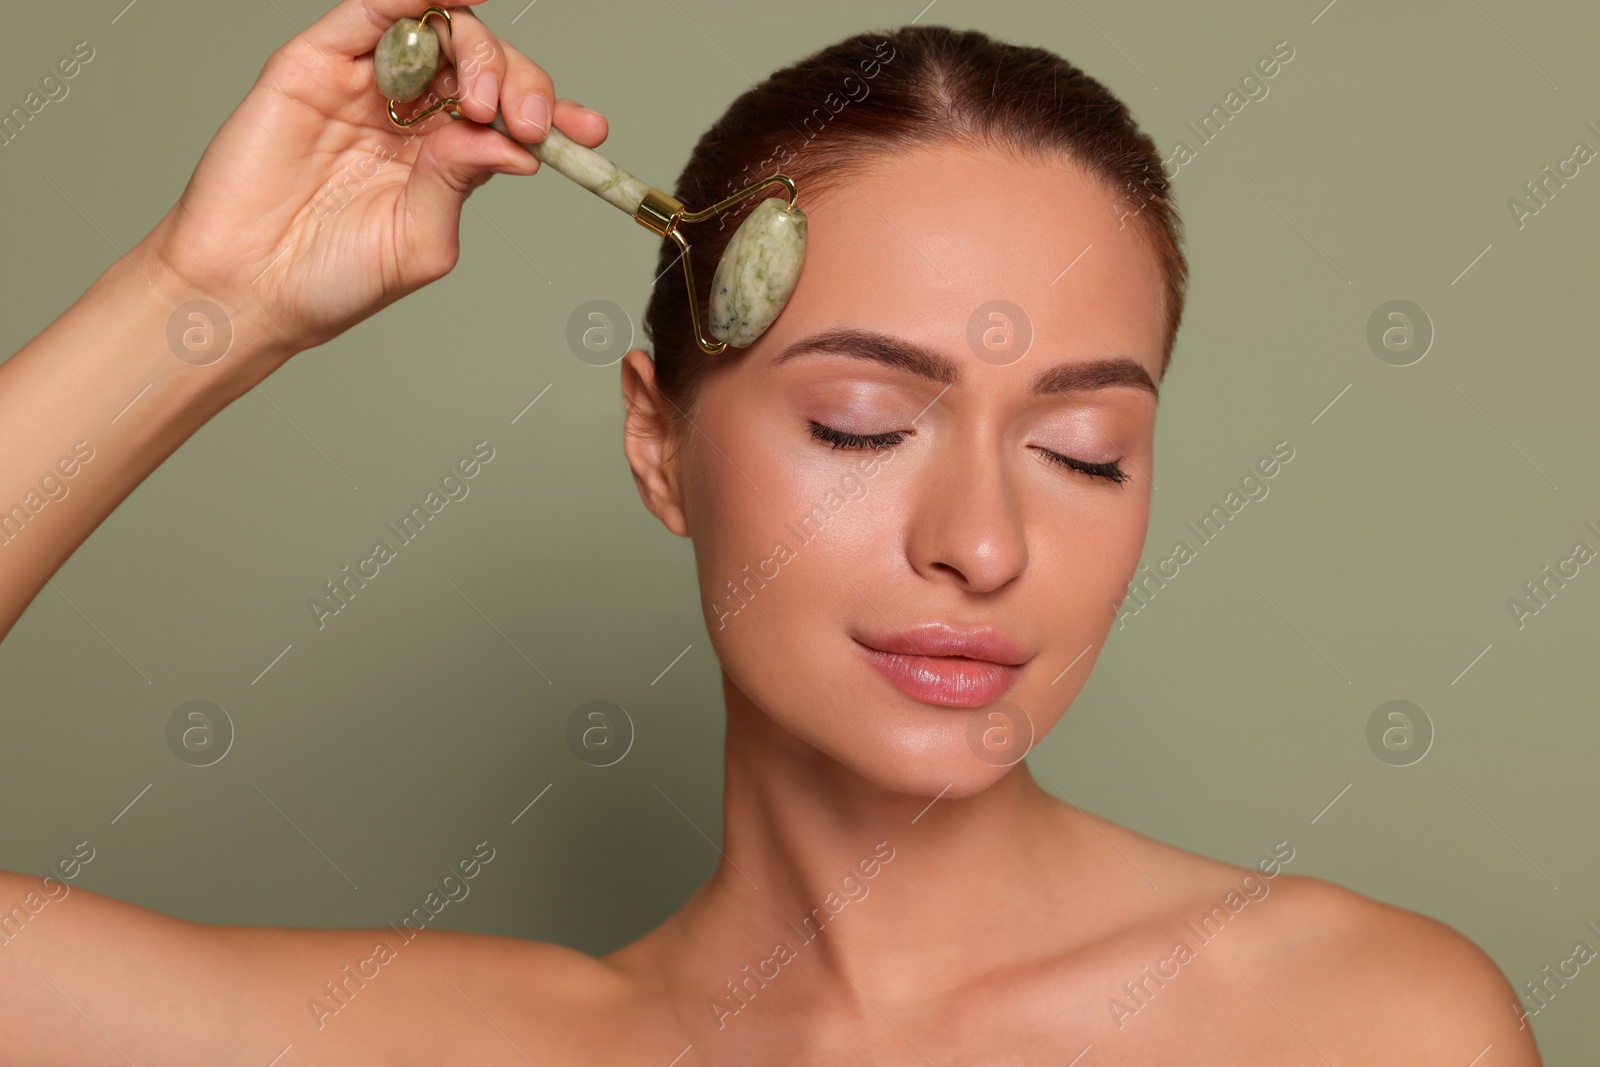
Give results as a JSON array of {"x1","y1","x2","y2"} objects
[{"x1": 903, "y1": 435, "x2": 1029, "y2": 594}]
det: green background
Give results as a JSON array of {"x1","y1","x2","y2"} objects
[{"x1": 2, "y1": 0, "x2": 1596, "y2": 1057}]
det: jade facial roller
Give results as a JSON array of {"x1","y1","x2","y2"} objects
[{"x1": 373, "y1": 6, "x2": 807, "y2": 354}]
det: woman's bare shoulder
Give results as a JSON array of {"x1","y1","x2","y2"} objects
[
  {"x1": 1228, "y1": 873, "x2": 1541, "y2": 1063},
  {"x1": 231, "y1": 917, "x2": 684, "y2": 1064},
  {"x1": 0, "y1": 870, "x2": 670, "y2": 1066},
  {"x1": 1048, "y1": 813, "x2": 1541, "y2": 1064},
  {"x1": 349, "y1": 926, "x2": 676, "y2": 1061}
]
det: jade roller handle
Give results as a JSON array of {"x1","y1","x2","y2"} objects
[
  {"x1": 375, "y1": 16, "x2": 652, "y2": 216},
  {"x1": 373, "y1": 14, "x2": 807, "y2": 349},
  {"x1": 482, "y1": 111, "x2": 652, "y2": 217}
]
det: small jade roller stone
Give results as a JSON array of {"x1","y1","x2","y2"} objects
[
  {"x1": 372, "y1": 17, "x2": 807, "y2": 348},
  {"x1": 373, "y1": 18, "x2": 438, "y2": 103}
]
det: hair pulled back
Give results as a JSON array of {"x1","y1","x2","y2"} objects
[{"x1": 640, "y1": 24, "x2": 1187, "y2": 435}]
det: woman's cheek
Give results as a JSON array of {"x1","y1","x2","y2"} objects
[
  {"x1": 687, "y1": 448, "x2": 816, "y2": 639},
  {"x1": 1085, "y1": 492, "x2": 1152, "y2": 615}
]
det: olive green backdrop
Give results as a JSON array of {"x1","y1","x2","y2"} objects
[{"x1": 2, "y1": 0, "x2": 1596, "y2": 1058}]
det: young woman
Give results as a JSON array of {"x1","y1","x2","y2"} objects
[{"x1": 0, "y1": 1, "x2": 1541, "y2": 1062}]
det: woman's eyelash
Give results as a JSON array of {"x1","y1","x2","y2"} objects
[
  {"x1": 1033, "y1": 447, "x2": 1130, "y2": 485},
  {"x1": 806, "y1": 421, "x2": 1130, "y2": 485},
  {"x1": 807, "y1": 421, "x2": 908, "y2": 450}
]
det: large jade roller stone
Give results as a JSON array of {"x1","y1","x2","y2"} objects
[
  {"x1": 708, "y1": 196, "x2": 808, "y2": 348},
  {"x1": 375, "y1": 18, "x2": 441, "y2": 102}
]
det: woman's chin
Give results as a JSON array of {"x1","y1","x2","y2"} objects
[
  {"x1": 871, "y1": 754, "x2": 1019, "y2": 802},
  {"x1": 726, "y1": 666, "x2": 1040, "y2": 799},
  {"x1": 809, "y1": 720, "x2": 1029, "y2": 801}
]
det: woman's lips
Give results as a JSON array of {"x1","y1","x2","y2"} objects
[{"x1": 853, "y1": 640, "x2": 1023, "y2": 707}]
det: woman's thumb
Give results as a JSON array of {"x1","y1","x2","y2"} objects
[{"x1": 400, "y1": 118, "x2": 533, "y2": 270}]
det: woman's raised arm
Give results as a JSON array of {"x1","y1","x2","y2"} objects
[{"x1": 0, "y1": 0, "x2": 607, "y2": 643}]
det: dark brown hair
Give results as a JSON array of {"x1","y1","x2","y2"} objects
[{"x1": 640, "y1": 23, "x2": 1187, "y2": 437}]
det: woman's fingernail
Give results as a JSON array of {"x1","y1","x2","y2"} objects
[
  {"x1": 520, "y1": 94, "x2": 549, "y2": 136},
  {"x1": 473, "y1": 71, "x2": 499, "y2": 109}
]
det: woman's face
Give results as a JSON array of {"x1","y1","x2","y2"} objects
[{"x1": 624, "y1": 140, "x2": 1168, "y2": 798}]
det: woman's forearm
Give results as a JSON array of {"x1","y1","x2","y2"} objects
[
  {"x1": 0, "y1": 0, "x2": 605, "y2": 649},
  {"x1": 0, "y1": 230, "x2": 294, "y2": 644}
]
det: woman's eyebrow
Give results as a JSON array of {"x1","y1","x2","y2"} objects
[{"x1": 771, "y1": 327, "x2": 1158, "y2": 399}]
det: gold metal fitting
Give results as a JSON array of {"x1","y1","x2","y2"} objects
[
  {"x1": 632, "y1": 174, "x2": 800, "y2": 356},
  {"x1": 385, "y1": 7, "x2": 460, "y2": 129}
]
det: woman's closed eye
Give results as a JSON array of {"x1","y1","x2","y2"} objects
[
  {"x1": 805, "y1": 420, "x2": 1130, "y2": 485},
  {"x1": 807, "y1": 420, "x2": 907, "y2": 450},
  {"x1": 1032, "y1": 447, "x2": 1129, "y2": 485}
]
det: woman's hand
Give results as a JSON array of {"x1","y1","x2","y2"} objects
[
  {"x1": 0, "y1": 0, "x2": 607, "y2": 645},
  {"x1": 142, "y1": 0, "x2": 607, "y2": 365}
]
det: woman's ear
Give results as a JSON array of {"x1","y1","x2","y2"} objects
[{"x1": 620, "y1": 348, "x2": 690, "y2": 537}]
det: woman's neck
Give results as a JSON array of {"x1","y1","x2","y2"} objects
[{"x1": 644, "y1": 670, "x2": 1096, "y2": 1018}]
